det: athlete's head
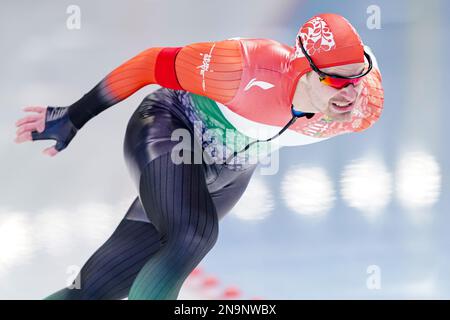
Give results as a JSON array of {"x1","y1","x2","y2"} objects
[{"x1": 292, "y1": 13, "x2": 371, "y2": 122}]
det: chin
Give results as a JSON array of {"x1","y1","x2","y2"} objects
[{"x1": 326, "y1": 110, "x2": 352, "y2": 122}]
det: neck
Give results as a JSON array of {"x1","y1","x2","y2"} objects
[{"x1": 291, "y1": 75, "x2": 311, "y2": 112}]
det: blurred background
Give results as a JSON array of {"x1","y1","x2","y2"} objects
[{"x1": 0, "y1": 0, "x2": 448, "y2": 299}]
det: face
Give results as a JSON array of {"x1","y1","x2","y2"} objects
[{"x1": 293, "y1": 62, "x2": 365, "y2": 122}]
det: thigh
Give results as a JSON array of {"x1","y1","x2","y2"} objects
[
  {"x1": 124, "y1": 197, "x2": 151, "y2": 223},
  {"x1": 137, "y1": 151, "x2": 218, "y2": 238},
  {"x1": 123, "y1": 88, "x2": 194, "y2": 189},
  {"x1": 128, "y1": 152, "x2": 219, "y2": 299},
  {"x1": 206, "y1": 163, "x2": 258, "y2": 220}
]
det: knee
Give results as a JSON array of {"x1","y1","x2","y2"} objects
[
  {"x1": 193, "y1": 222, "x2": 219, "y2": 251},
  {"x1": 169, "y1": 221, "x2": 219, "y2": 254}
]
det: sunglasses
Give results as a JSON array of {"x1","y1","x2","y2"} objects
[{"x1": 297, "y1": 36, "x2": 373, "y2": 89}]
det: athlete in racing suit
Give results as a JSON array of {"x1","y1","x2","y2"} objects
[{"x1": 15, "y1": 13, "x2": 384, "y2": 299}]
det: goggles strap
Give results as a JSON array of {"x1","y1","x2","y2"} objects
[{"x1": 225, "y1": 106, "x2": 314, "y2": 164}]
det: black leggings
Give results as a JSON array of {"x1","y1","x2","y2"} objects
[
  {"x1": 47, "y1": 153, "x2": 219, "y2": 300},
  {"x1": 46, "y1": 89, "x2": 256, "y2": 300}
]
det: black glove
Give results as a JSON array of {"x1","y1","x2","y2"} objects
[{"x1": 31, "y1": 107, "x2": 78, "y2": 152}]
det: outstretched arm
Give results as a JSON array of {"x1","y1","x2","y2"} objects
[
  {"x1": 69, "y1": 40, "x2": 243, "y2": 129},
  {"x1": 15, "y1": 39, "x2": 244, "y2": 155}
]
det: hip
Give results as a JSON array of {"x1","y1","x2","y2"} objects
[{"x1": 123, "y1": 88, "x2": 257, "y2": 217}]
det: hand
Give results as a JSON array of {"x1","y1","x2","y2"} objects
[{"x1": 15, "y1": 106, "x2": 78, "y2": 157}]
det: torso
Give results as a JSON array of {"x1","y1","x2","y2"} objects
[{"x1": 176, "y1": 38, "x2": 383, "y2": 160}]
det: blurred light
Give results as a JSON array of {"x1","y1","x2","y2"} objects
[
  {"x1": 203, "y1": 276, "x2": 220, "y2": 288},
  {"x1": 75, "y1": 202, "x2": 123, "y2": 244},
  {"x1": 200, "y1": 276, "x2": 222, "y2": 300},
  {"x1": 281, "y1": 166, "x2": 335, "y2": 217},
  {"x1": 180, "y1": 268, "x2": 209, "y2": 300},
  {"x1": 396, "y1": 151, "x2": 441, "y2": 210},
  {"x1": 0, "y1": 212, "x2": 33, "y2": 276},
  {"x1": 189, "y1": 267, "x2": 204, "y2": 278},
  {"x1": 34, "y1": 209, "x2": 73, "y2": 256},
  {"x1": 231, "y1": 177, "x2": 274, "y2": 221},
  {"x1": 180, "y1": 269, "x2": 251, "y2": 300},
  {"x1": 402, "y1": 277, "x2": 438, "y2": 299},
  {"x1": 340, "y1": 157, "x2": 392, "y2": 219},
  {"x1": 221, "y1": 286, "x2": 242, "y2": 299}
]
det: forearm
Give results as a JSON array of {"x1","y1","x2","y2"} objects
[
  {"x1": 68, "y1": 47, "x2": 165, "y2": 129},
  {"x1": 67, "y1": 39, "x2": 243, "y2": 129}
]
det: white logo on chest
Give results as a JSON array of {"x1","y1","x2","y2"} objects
[{"x1": 244, "y1": 78, "x2": 275, "y2": 91}]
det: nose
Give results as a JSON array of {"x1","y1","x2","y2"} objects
[{"x1": 339, "y1": 84, "x2": 358, "y2": 101}]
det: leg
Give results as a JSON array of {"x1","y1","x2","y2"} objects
[
  {"x1": 128, "y1": 152, "x2": 219, "y2": 300},
  {"x1": 45, "y1": 198, "x2": 164, "y2": 300}
]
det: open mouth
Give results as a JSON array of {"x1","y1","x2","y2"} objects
[{"x1": 330, "y1": 101, "x2": 354, "y2": 114}]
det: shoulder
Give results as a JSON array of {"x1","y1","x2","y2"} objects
[{"x1": 230, "y1": 38, "x2": 295, "y2": 72}]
